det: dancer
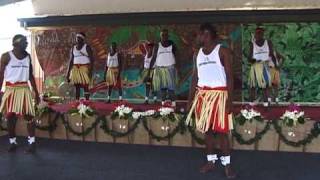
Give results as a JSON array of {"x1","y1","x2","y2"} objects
[
  {"x1": 0, "y1": 34, "x2": 40, "y2": 153},
  {"x1": 104, "y1": 42, "x2": 123, "y2": 103},
  {"x1": 66, "y1": 32, "x2": 94, "y2": 100},
  {"x1": 248, "y1": 27, "x2": 276, "y2": 106},
  {"x1": 186, "y1": 23, "x2": 236, "y2": 178},
  {"x1": 141, "y1": 42, "x2": 157, "y2": 104},
  {"x1": 149, "y1": 29, "x2": 178, "y2": 107}
]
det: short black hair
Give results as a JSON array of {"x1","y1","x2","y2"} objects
[
  {"x1": 255, "y1": 27, "x2": 265, "y2": 32},
  {"x1": 161, "y1": 29, "x2": 168, "y2": 33},
  {"x1": 77, "y1": 32, "x2": 86, "y2": 37},
  {"x1": 199, "y1": 23, "x2": 217, "y2": 37},
  {"x1": 12, "y1": 34, "x2": 26, "y2": 44},
  {"x1": 111, "y1": 42, "x2": 117, "y2": 46}
]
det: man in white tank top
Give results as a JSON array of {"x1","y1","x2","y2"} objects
[
  {"x1": 186, "y1": 24, "x2": 236, "y2": 178},
  {"x1": 104, "y1": 42, "x2": 123, "y2": 103},
  {"x1": 248, "y1": 27, "x2": 276, "y2": 106},
  {"x1": 149, "y1": 29, "x2": 178, "y2": 107},
  {"x1": 0, "y1": 35, "x2": 40, "y2": 153},
  {"x1": 141, "y1": 42, "x2": 157, "y2": 104},
  {"x1": 66, "y1": 32, "x2": 94, "y2": 100}
]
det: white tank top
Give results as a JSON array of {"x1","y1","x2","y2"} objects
[
  {"x1": 73, "y1": 44, "x2": 90, "y2": 64},
  {"x1": 144, "y1": 53, "x2": 154, "y2": 69},
  {"x1": 196, "y1": 44, "x2": 227, "y2": 88},
  {"x1": 253, "y1": 40, "x2": 270, "y2": 62},
  {"x1": 155, "y1": 42, "x2": 175, "y2": 67},
  {"x1": 107, "y1": 53, "x2": 119, "y2": 68},
  {"x1": 4, "y1": 51, "x2": 30, "y2": 83}
]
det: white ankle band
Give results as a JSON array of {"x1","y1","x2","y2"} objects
[
  {"x1": 9, "y1": 137, "x2": 17, "y2": 144},
  {"x1": 172, "y1": 101, "x2": 176, "y2": 107},
  {"x1": 207, "y1": 154, "x2": 218, "y2": 163},
  {"x1": 28, "y1": 136, "x2": 35, "y2": 144},
  {"x1": 220, "y1": 156, "x2": 231, "y2": 166}
]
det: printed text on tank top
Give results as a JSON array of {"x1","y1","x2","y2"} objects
[
  {"x1": 73, "y1": 44, "x2": 90, "y2": 64},
  {"x1": 4, "y1": 51, "x2": 30, "y2": 83},
  {"x1": 196, "y1": 44, "x2": 227, "y2": 88},
  {"x1": 252, "y1": 40, "x2": 270, "y2": 61},
  {"x1": 73, "y1": 44, "x2": 88, "y2": 57},
  {"x1": 155, "y1": 42, "x2": 175, "y2": 67},
  {"x1": 199, "y1": 44, "x2": 222, "y2": 67}
]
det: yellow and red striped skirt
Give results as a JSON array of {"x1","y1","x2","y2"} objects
[
  {"x1": 0, "y1": 82, "x2": 35, "y2": 116},
  {"x1": 186, "y1": 86, "x2": 233, "y2": 134},
  {"x1": 69, "y1": 64, "x2": 90, "y2": 85}
]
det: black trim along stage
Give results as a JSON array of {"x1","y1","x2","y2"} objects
[{"x1": 19, "y1": 9, "x2": 320, "y2": 28}]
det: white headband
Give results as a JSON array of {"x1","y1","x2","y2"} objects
[{"x1": 76, "y1": 33, "x2": 85, "y2": 40}]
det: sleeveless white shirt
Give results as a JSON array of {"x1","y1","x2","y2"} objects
[
  {"x1": 107, "y1": 53, "x2": 119, "y2": 68},
  {"x1": 73, "y1": 44, "x2": 90, "y2": 64},
  {"x1": 253, "y1": 40, "x2": 270, "y2": 62},
  {"x1": 197, "y1": 44, "x2": 227, "y2": 88},
  {"x1": 144, "y1": 53, "x2": 154, "y2": 69},
  {"x1": 4, "y1": 51, "x2": 30, "y2": 83},
  {"x1": 155, "y1": 42, "x2": 175, "y2": 67}
]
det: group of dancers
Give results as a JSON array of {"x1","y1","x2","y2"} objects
[
  {"x1": 66, "y1": 29, "x2": 178, "y2": 106},
  {"x1": 0, "y1": 23, "x2": 285, "y2": 179}
]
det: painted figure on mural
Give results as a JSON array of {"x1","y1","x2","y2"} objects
[
  {"x1": 140, "y1": 42, "x2": 157, "y2": 104},
  {"x1": 66, "y1": 32, "x2": 94, "y2": 100},
  {"x1": 104, "y1": 42, "x2": 123, "y2": 103},
  {"x1": 0, "y1": 34, "x2": 40, "y2": 153},
  {"x1": 149, "y1": 29, "x2": 178, "y2": 107},
  {"x1": 186, "y1": 23, "x2": 236, "y2": 179},
  {"x1": 248, "y1": 27, "x2": 276, "y2": 106}
]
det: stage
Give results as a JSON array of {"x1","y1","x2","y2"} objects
[{"x1": 1, "y1": 100, "x2": 320, "y2": 153}]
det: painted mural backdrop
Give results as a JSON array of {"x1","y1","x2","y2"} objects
[
  {"x1": 33, "y1": 24, "x2": 242, "y2": 100},
  {"x1": 242, "y1": 23, "x2": 320, "y2": 102}
]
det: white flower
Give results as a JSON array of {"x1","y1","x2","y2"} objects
[
  {"x1": 281, "y1": 110, "x2": 305, "y2": 126},
  {"x1": 76, "y1": 103, "x2": 93, "y2": 117},
  {"x1": 241, "y1": 108, "x2": 261, "y2": 120},
  {"x1": 132, "y1": 112, "x2": 142, "y2": 119},
  {"x1": 159, "y1": 107, "x2": 174, "y2": 116},
  {"x1": 114, "y1": 105, "x2": 133, "y2": 118},
  {"x1": 143, "y1": 110, "x2": 156, "y2": 116}
]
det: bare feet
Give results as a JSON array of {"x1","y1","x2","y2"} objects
[
  {"x1": 199, "y1": 162, "x2": 215, "y2": 173},
  {"x1": 224, "y1": 165, "x2": 237, "y2": 179}
]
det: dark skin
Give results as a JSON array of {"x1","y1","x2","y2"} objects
[
  {"x1": 66, "y1": 36, "x2": 94, "y2": 100},
  {"x1": 0, "y1": 37, "x2": 40, "y2": 150},
  {"x1": 148, "y1": 30, "x2": 178, "y2": 102},
  {"x1": 104, "y1": 43, "x2": 123, "y2": 101},
  {"x1": 248, "y1": 30, "x2": 275, "y2": 102},
  {"x1": 187, "y1": 30, "x2": 235, "y2": 178}
]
